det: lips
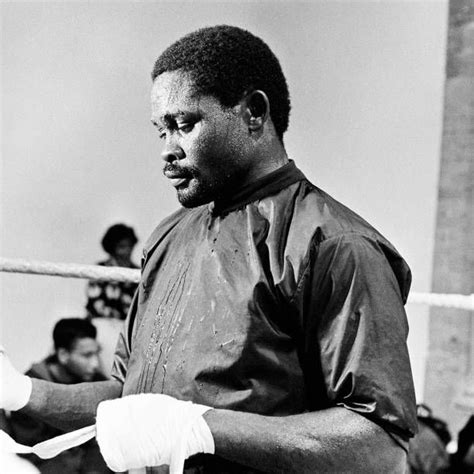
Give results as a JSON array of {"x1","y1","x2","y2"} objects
[
  {"x1": 163, "y1": 167, "x2": 191, "y2": 188},
  {"x1": 169, "y1": 177, "x2": 187, "y2": 188}
]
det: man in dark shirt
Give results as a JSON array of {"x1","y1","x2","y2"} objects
[
  {"x1": 9, "y1": 318, "x2": 110, "y2": 473},
  {"x1": 1, "y1": 25, "x2": 417, "y2": 473}
]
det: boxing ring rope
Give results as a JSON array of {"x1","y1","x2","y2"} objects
[
  {"x1": 0, "y1": 257, "x2": 140, "y2": 283},
  {"x1": 1, "y1": 257, "x2": 473, "y2": 311}
]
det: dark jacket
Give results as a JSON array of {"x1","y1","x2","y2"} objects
[{"x1": 112, "y1": 161, "x2": 417, "y2": 473}]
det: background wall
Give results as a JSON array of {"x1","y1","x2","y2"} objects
[{"x1": 1, "y1": 1, "x2": 448, "y2": 402}]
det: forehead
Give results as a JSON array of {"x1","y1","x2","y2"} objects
[
  {"x1": 151, "y1": 71, "x2": 198, "y2": 112},
  {"x1": 151, "y1": 70, "x2": 226, "y2": 123}
]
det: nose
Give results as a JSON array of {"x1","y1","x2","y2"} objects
[{"x1": 161, "y1": 135, "x2": 184, "y2": 163}]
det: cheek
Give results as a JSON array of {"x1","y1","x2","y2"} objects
[
  {"x1": 182, "y1": 118, "x2": 242, "y2": 174},
  {"x1": 183, "y1": 136, "x2": 219, "y2": 170},
  {"x1": 201, "y1": 123, "x2": 236, "y2": 161},
  {"x1": 70, "y1": 356, "x2": 88, "y2": 370},
  {"x1": 190, "y1": 123, "x2": 216, "y2": 152}
]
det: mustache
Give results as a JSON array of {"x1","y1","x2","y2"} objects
[{"x1": 162, "y1": 164, "x2": 194, "y2": 178}]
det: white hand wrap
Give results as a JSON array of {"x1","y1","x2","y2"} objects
[
  {"x1": 96, "y1": 393, "x2": 214, "y2": 473},
  {"x1": 0, "y1": 347, "x2": 32, "y2": 411}
]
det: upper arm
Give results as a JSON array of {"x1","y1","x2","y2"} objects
[{"x1": 298, "y1": 233, "x2": 417, "y2": 443}]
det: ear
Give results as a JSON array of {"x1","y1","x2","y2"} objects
[
  {"x1": 243, "y1": 90, "x2": 270, "y2": 132},
  {"x1": 56, "y1": 348, "x2": 70, "y2": 365}
]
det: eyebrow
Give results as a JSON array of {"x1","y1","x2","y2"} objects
[
  {"x1": 152, "y1": 109, "x2": 197, "y2": 128},
  {"x1": 163, "y1": 111, "x2": 186, "y2": 122}
]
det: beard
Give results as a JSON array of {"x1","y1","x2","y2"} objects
[
  {"x1": 164, "y1": 163, "x2": 230, "y2": 208},
  {"x1": 177, "y1": 178, "x2": 217, "y2": 208}
]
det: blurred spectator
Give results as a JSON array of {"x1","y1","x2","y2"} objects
[
  {"x1": 451, "y1": 415, "x2": 474, "y2": 473},
  {"x1": 9, "y1": 318, "x2": 110, "y2": 473},
  {"x1": 407, "y1": 404, "x2": 451, "y2": 473},
  {"x1": 85, "y1": 223, "x2": 139, "y2": 321}
]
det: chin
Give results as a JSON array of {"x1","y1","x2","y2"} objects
[{"x1": 177, "y1": 187, "x2": 214, "y2": 208}]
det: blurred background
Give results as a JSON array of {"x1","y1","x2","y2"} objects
[{"x1": 1, "y1": 0, "x2": 471, "y2": 441}]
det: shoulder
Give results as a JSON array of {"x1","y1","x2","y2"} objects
[
  {"x1": 259, "y1": 179, "x2": 411, "y2": 300},
  {"x1": 255, "y1": 177, "x2": 384, "y2": 245},
  {"x1": 143, "y1": 207, "x2": 193, "y2": 251},
  {"x1": 258, "y1": 177, "x2": 399, "y2": 258},
  {"x1": 292, "y1": 179, "x2": 383, "y2": 240},
  {"x1": 25, "y1": 358, "x2": 54, "y2": 381},
  {"x1": 283, "y1": 179, "x2": 406, "y2": 263},
  {"x1": 141, "y1": 206, "x2": 206, "y2": 266}
]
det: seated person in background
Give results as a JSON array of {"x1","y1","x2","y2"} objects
[
  {"x1": 407, "y1": 404, "x2": 451, "y2": 474},
  {"x1": 451, "y1": 415, "x2": 474, "y2": 473},
  {"x1": 9, "y1": 318, "x2": 109, "y2": 474},
  {"x1": 86, "y1": 223, "x2": 139, "y2": 320}
]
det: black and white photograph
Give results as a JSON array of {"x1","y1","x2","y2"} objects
[{"x1": 1, "y1": 1, "x2": 473, "y2": 472}]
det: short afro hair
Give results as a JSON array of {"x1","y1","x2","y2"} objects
[
  {"x1": 53, "y1": 318, "x2": 97, "y2": 352},
  {"x1": 152, "y1": 25, "x2": 291, "y2": 141},
  {"x1": 101, "y1": 223, "x2": 138, "y2": 255}
]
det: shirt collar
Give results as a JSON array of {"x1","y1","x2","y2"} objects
[{"x1": 210, "y1": 160, "x2": 306, "y2": 216}]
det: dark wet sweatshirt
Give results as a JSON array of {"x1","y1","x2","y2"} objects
[{"x1": 111, "y1": 161, "x2": 418, "y2": 473}]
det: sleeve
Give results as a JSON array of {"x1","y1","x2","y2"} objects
[
  {"x1": 297, "y1": 232, "x2": 418, "y2": 443},
  {"x1": 110, "y1": 290, "x2": 138, "y2": 383}
]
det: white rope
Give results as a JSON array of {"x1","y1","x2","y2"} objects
[
  {"x1": 0, "y1": 258, "x2": 140, "y2": 283},
  {"x1": 407, "y1": 292, "x2": 474, "y2": 311},
  {"x1": 0, "y1": 257, "x2": 472, "y2": 310}
]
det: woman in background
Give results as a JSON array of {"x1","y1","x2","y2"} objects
[
  {"x1": 86, "y1": 223, "x2": 139, "y2": 377},
  {"x1": 86, "y1": 223, "x2": 139, "y2": 321}
]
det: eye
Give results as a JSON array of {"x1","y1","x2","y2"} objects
[{"x1": 177, "y1": 122, "x2": 194, "y2": 134}]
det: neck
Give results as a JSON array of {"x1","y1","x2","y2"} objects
[
  {"x1": 110, "y1": 256, "x2": 131, "y2": 267},
  {"x1": 211, "y1": 159, "x2": 304, "y2": 216},
  {"x1": 49, "y1": 359, "x2": 81, "y2": 384},
  {"x1": 245, "y1": 135, "x2": 289, "y2": 182}
]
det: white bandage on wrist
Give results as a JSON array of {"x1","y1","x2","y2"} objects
[
  {"x1": 9, "y1": 375, "x2": 32, "y2": 411},
  {"x1": 0, "y1": 348, "x2": 33, "y2": 411},
  {"x1": 96, "y1": 393, "x2": 215, "y2": 474},
  {"x1": 185, "y1": 414, "x2": 215, "y2": 460}
]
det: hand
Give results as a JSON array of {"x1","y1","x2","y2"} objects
[
  {"x1": 0, "y1": 346, "x2": 32, "y2": 411},
  {"x1": 96, "y1": 393, "x2": 214, "y2": 473}
]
